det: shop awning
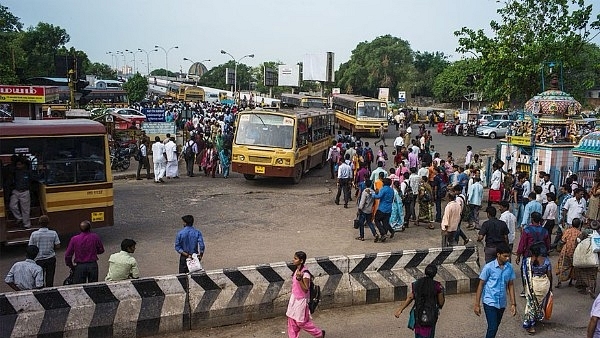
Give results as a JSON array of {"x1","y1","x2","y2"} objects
[{"x1": 573, "y1": 131, "x2": 600, "y2": 160}]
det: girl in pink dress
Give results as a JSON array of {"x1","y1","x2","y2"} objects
[{"x1": 286, "y1": 251, "x2": 325, "y2": 338}]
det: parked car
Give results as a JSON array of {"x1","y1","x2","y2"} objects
[
  {"x1": 107, "y1": 108, "x2": 146, "y2": 120},
  {"x1": 476, "y1": 119, "x2": 511, "y2": 139},
  {"x1": 477, "y1": 114, "x2": 494, "y2": 126}
]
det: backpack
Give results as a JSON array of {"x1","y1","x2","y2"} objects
[
  {"x1": 133, "y1": 145, "x2": 142, "y2": 161},
  {"x1": 184, "y1": 141, "x2": 195, "y2": 159},
  {"x1": 438, "y1": 180, "x2": 448, "y2": 200},
  {"x1": 402, "y1": 181, "x2": 413, "y2": 203},
  {"x1": 305, "y1": 270, "x2": 321, "y2": 314},
  {"x1": 414, "y1": 280, "x2": 439, "y2": 327},
  {"x1": 330, "y1": 146, "x2": 340, "y2": 163},
  {"x1": 365, "y1": 148, "x2": 374, "y2": 163},
  {"x1": 458, "y1": 195, "x2": 471, "y2": 222}
]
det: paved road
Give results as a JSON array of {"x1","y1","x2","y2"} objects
[{"x1": 0, "y1": 124, "x2": 592, "y2": 337}]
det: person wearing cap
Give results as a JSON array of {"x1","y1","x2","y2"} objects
[
  {"x1": 174, "y1": 215, "x2": 205, "y2": 273},
  {"x1": 28, "y1": 215, "x2": 60, "y2": 287}
]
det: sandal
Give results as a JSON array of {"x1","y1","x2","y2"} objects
[
  {"x1": 527, "y1": 327, "x2": 536, "y2": 335},
  {"x1": 428, "y1": 225, "x2": 435, "y2": 230},
  {"x1": 355, "y1": 237, "x2": 364, "y2": 241}
]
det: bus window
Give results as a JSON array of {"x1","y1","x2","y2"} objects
[{"x1": 358, "y1": 102, "x2": 386, "y2": 118}]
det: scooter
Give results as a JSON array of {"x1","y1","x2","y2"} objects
[{"x1": 463, "y1": 124, "x2": 477, "y2": 136}]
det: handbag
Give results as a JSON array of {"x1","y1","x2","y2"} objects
[
  {"x1": 543, "y1": 291, "x2": 553, "y2": 320},
  {"x1": 591, "y1": 232, "x2": 600, "y2": 253},
  {"x1": 186, "y1": 253, "x2": 204, "y2": 273},
  {"x1": 407, "y1": 306, "x2": 415, "y2": 330},
  {"x1": 573, "y1": 238, "x2": 599, "y2": 268}
]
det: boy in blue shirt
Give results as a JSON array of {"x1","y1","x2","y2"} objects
[{"x1": 474, "y1": 243, "x2": 517, "y2": 338}]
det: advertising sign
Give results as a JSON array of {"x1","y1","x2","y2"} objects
[
  {"x1": 398, "y1": 91, "x2": 406, "y2": 103},
  {"x1": 142, "y1": 108, "x2": 166, "y2": 122},
  {"x1": 378, "y1": 88, "x2": 389, "y2": 101},
  {"x1": 0, "y1": 85, "x2": 47, "y2": 103},
  {"x1": 141, "y1": 122, "x2": 176, "y2": 136},
  {"x1": 507, "y1": 136, "x2": 532, "y2": 146},
  {"x1": 278, "y1": 65, "x2": 300, "y2": 87}
]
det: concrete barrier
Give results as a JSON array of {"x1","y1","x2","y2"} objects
[{"x1": 0, "y1": 247, "x2": 479, "y2": 337}]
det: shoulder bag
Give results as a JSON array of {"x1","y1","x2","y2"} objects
[{"x1": 573, "y1": 237, "x2": 599, "y2": 268}]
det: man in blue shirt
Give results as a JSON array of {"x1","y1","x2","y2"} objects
[
  {"x1": 371, "y1": 178, "x2": 395, "y2": 242},
  {"x1": 474, "y1": 243, "x2": 517, "y2": 338},
  {"x1": 174, "y1": 215, "x2": 205, "y2": 273},
  {"x1": 521, "y1": 192, "x2": 542, "y2": 229}
]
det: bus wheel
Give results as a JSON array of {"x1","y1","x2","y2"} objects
[
  {"x1": 244, "y1": 174, "x2": 256, "y2": 180},
  {"x1": 292, "y1": 163, "x2": 303, "y2": 184}
]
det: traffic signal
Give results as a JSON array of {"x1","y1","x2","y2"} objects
[{"x1": 75, "y1": 79, "x2": 89, "y2": 92}]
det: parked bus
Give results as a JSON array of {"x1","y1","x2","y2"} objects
[
  {"x1": 232, "y1": 108, "x2": 334, "y2": 183},
  {"x1": 177, "y1": 85, "x2": 205, "y2": 102},
  {"x1": 80, "y1": 88, "x2": 129, "y2": 108},
  {"x1": 0, "y1": 119, "x2": 114, "y2": 244},
  {"x1": 332, "y1": 94, "x2": 388, "y2": 135},
  {"x1": 166, "y1": 83, "x2": 181, "y2": 100},
  {"x1": 281, "y1": 93, "x2": 328, "y2": 109}
]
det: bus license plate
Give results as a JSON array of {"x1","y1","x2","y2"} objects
[
  {"x1": 255, "y1": 166, "x2": 265, "y2": 174},
  {"x1": 91, "y1": 212, "x2": 104, "y2": 222}
]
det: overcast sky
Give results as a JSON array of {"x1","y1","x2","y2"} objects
[{"x1": 4, "y1": 0, "x2": 600, "y2": 74}]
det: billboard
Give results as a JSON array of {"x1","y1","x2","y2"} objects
[
  {"x1": 302, "y1": 52, "x2": 335, "y2": 82},
  {"x1": 264, "y1": 67, "x2": 278, "y2": 87},
  {"x1": 225, "y1": 68, "x2": 235, "y2": 85},
  {"x1": 278, "y1": 65, "x2": 300, "y2": 87},
  {"x1": 0, "y1": 85, "x2": 48, "y2": 103},
  {"x1": 378, "y1": 88, "x2": 389, "y2": 101},
  {"x1": 141, "y1": 108, "x2": 166, "y2": 122}
]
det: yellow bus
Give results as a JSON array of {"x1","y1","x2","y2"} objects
[
  {"x1": 332, "y1": 94, "x2": 388, "y2": 135},
  {"x1": 0, "y1": 119, "x2": 114, "y2": 244},
  {"x1": 232, "y1": 108, "x2": 335, "y2": 183},
  {"x1": 178, "y1": 85, "x2": 205, "y2": 102},
  {"x1": 281, "y1": 93, "x2": 328, "y2": 109}
]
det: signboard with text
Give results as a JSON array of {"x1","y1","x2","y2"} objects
[
  {"x1": 0, "y1": 85, "x2": 52, "y2": 103},
  {"x1": 141, "y1": 122, "x2": 176, "y2": 136},
  {"x1": 142, "y1": 108, "x2": 166, "y2": 122},
  {"x1": 507, "y1": 136, "x2": 532, "y2": 146},
  {"x1": 398, "y1": 91, "x2": 406, "y2": 103},
  {"x1": 378, "y1": 88, "x2": 389, "y2": 102}
]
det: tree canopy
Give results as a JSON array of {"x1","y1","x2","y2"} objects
[
  {"x1": 122, "y1": 73, "x2": 148, "y2": 102},
  {"x1": 455, "y1": 0, "x2": 600, "y2": 104}
]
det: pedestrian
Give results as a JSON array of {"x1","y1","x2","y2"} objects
[
  {"x1": 371, "y1": 178, "x2": 396, "y2": 242},
  {"x1": 374, "y1": 123, "x2": 387, "y2": 147},
  {"x1": 152, "y1": 136, "x2": 167, "y2": 183},
  {"x1": 201, "y1": 143, "x2": 218, "y2": 178},
  {"x1": 473, "y1": 243, "x2": 517, "y2": 338},
  {"x1": 105, "y1": 239, "x2": 140, "y2": 281},
  {"x1": 553, "y1": 184, "x2": 573, "y2": 248},
  {"x1": 561, "y1": 188, "x2": 587, "y2": 228},
  {"x1": 417, "y1": 176, "x2": 434, "y2": 229},
  {"x1": 5, "y1": 245, "x2": 43, "y2": 291},
  {"x1": 498, "y1": 201, "x2": 517, "y2": 254},
  {"x1": 356, "y1": 179, "x2": 378, "y2": 241},
  {"x1": 588, "y1": 177, "x2": 600, "y2": 221},
  {"x1": 394, "y1": 264, "x2": 445, "y2": 338},
  {"x1": 401, "y1": 172, "x2": 413, "y2": 229},
  {"x1": 335, "y1": 154, "x2": 353, "y2": 208},
  {"x1": 555, "y1": 217, "x2": 581, "y2": 288},
  {"x1": 183, "y1": 136, "x2": 198, "y2": 177},
  {"x1": 477, "y1": 206, "x2": 510, "y2": 263},
  {"x1": 64, "y1": 220, "x2": 105, "y2": 284},
  {"x1": 9, "y1": 156, "x2": 33, "y2": 228},
  {"x1": 136, "y1": 139, "x2": 151, "y2": 180},
  {"x1": 390, "y1": 181, "x2": 405, "y2": 232},
  {"x1": 174, "y1": 215, "x2": 205, "y2": 273},
  {"x1": 542, "y1": 192, "x2": 557, "y2": 244},
  {"x1": 286, "y1": 251, "x2": 325, "y2": 338},
  {"x1": 587, "y1": 293, "x2": 600, "y2": 338},
  {"x1": 28, "y1": 215, "x2": 60, "y2": 287},
  {"x1": 467, "y1": 177, "x2": 484, "y2": 230},
  {"x1": 393, "y1": 132, "x2": 404, "y2": 153},
  {"x1": 577, "y1": 220, "x2": 600, "y2": 298},
  {"x1": 441, "y1": 188, "x2": 461, "y2": 247},
  {"x1": 432, "y1": 167, "x2": 446, "y2": 223},
  {"x1": 408, "y1": 167, "x2": 421, "y2": 224},
  {"x1": 515, "y1": 212, "x2": 550, "y2": 297},
  {"x1": 521, "y1": 245, "x2": 552, "y2": 335},
  {"x1": 488, "y1": 163, "x2": 502, "y2": 207},
  {"x1": 465, "y1": 146, "x2": 473, "y2": 166},
  {"x1": 521, "y1": 192, "x2": 542, "y2": 229},
  {"x1": 326, "y1": 140, "x2": 340, "y2": 180},
  {"x1": 219, "y1": 148, "x2": 231, "y2": 179},
  {"x1": 164, "y1": 136, "x2": 179, "y2": 179}
]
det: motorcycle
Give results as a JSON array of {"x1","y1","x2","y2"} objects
[
  {"x1": 110, "y1": 147, "x2": 131, "y2": 171},
  {"x1": 442, "y1": 122, "x2": 458, "y2": 136},
  {"x1": 463, "y1": 124, "x2": 477, "y2": 136}
]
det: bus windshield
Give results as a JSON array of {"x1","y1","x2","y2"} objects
[
  {"x1": 305, "y1": 98, "x2": 328, "y2": 109},
  {"x1": 357, "y1": 101, "x2": 387, "y2": 118},
  {"x1": 235, "y1": 113, "x2": 295, "y2": 149}
]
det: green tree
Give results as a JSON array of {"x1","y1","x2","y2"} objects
[
  {"x1": 150, "y1": 69, "x2": 176, "y2": 77},
  {"x1": 122, "y1": 73, "x2": 148, "y2": 103},
  {"x1": 86, "y1": 62, "x2": 117, "y2": 79},
  {"x1": 20, "y1": 22, "x2": 70, "y2": 78},
  {"x1": 455, "y1": 0, "x2": 600, "y2": 103},
  {"x1": 413, "y1": 51, "x2": 450, "y2": 98},
  {"x1": 335, "y1": 34, "x2": 416, "y2": 98},
  {"x1": 432, "y1": 58, "x2": 481, "y2": 102},
  {"x1": 0, "y1": 5, "x2": 23, "y2": 83}
]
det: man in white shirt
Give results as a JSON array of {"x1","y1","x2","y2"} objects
[
  {"x1": 408, "y1": 167, "x2": 421, "y2": 223},
  {"x1": 151, "y1": 136, "x2": 167, "y2": 183},
  {"x1": 489, "y1": 165, "x2": 502, "y2": 208},
  {"x1": 393, "y1": 133, "x2": 404, "y2": 152},
  {"x1": 417, "y1": 162, "x2": 429, "y2": 180},
  {"x1": 498, "y1": 201, "x2": 517, "y2": 252},
  {"x1": 540, "y1": 173, "x2": 556, "y2": 213},
  {"x1": 467, "y1": 177, "x2": 484, "y2": 229},
  {"x1": 465, "y1": 145, "x2": 473, "y2": 165},
  {"x1": 562, "y1": 188, "x2": 587, "y2": 227},
  {"x1": 164, "y1": 137, "x2": 179, "y2": 179},
  {"x1": 542, "y1": 192, "x2": 558, "y2": 244}
]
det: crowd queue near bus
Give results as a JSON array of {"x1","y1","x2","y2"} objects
[{"x1": 328, "y1": 115, "x2": 600, "y2": 336}]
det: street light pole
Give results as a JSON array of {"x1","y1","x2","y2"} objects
[
  {"x1": 116, "y1": 50, "x2": 127, "y2": 75},
  {"x1": 106, "y1": 51, "x2": 116, "y2": 71},
  {"x1": 155, "y1": 45, "x2": 178, "y2": 79},
  {"x1": 220, "y1": 50, "x2": 254, "y2": 95},
  {"x1": 138, "y1": 48, "x2": 157, "y2": 75},
  {"x1": 125, "y1": 49, "x2": 141, "y2": 74}
]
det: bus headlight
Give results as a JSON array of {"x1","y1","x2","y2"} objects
[
  {"x1": 239, "y1": 155, "x2": 245, "y2": 161},
  {"x1": 275, "y1": 158, "x2": 284, "y2": 164}
]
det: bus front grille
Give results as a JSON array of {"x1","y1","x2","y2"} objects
[{"x1": 249, "y1": 156, "x2": 272, "y2": 164}]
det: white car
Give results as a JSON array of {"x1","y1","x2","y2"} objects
[
  {"x1": 476, "y1": 120, "x2": 511, "y2": 139},
  {"x1": 106, "y1": 108, "x2": 146, "y2": 120}
]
